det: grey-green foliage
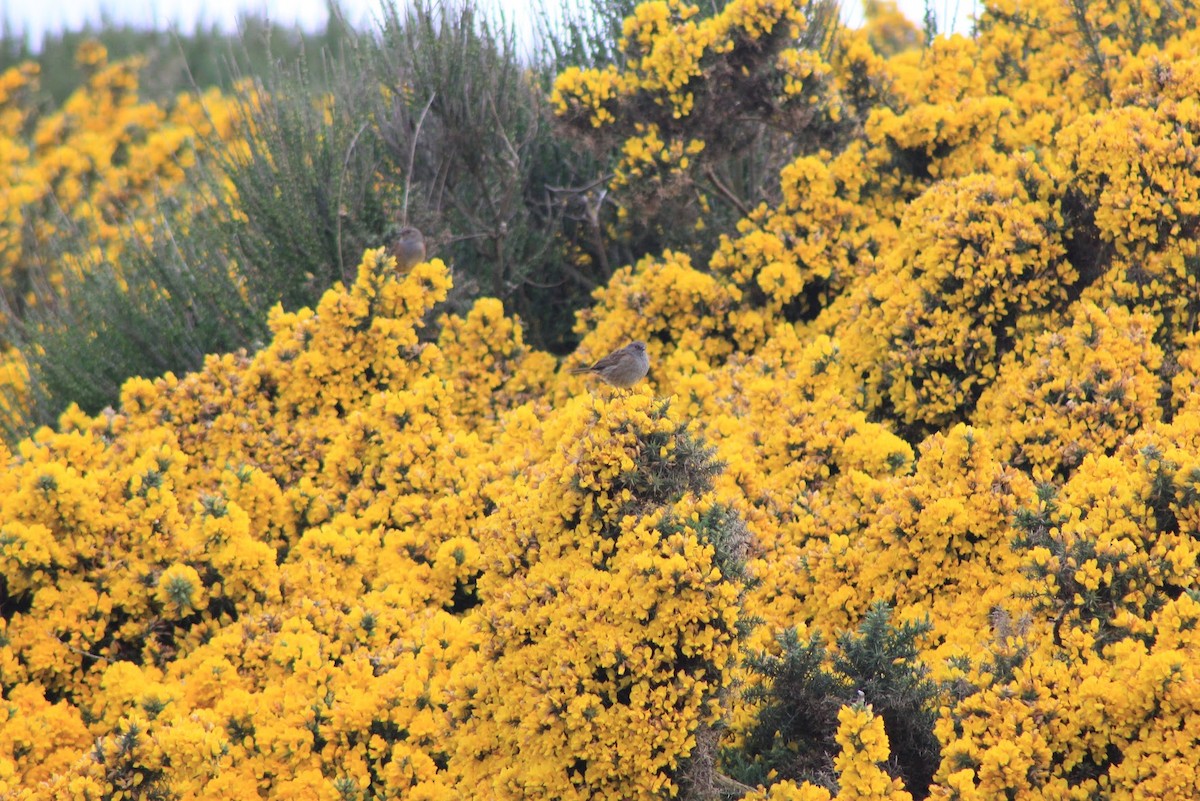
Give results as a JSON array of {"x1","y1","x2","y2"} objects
[
  {"x1": 535, "y1": 0, "x2": 641, "y2": 71},
  {"x1": 369, "y1": 0, "x2": 609, "y2": 346},
  {"x1": 211, "y1": 32, "x2": 396, "y2": 310},
  {"x1": 2, "y1": 200, "x2": 261, "y2": 438},
  {"x1": 0, "y1": 12, "x2": 351, "y2": 105},
  {"x1": 212, "y1": 0, "x2": 617, "y2": 346}
]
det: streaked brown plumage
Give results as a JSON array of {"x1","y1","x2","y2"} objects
[{"x1": 570, "y1": 341, "x2": 650, "y2": 388}]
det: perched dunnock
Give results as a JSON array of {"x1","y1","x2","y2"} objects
[
  {"x1": 571, "y1": 340, "x2": 650, "y2": 388},
  {"x1": 388, "y1": 226, "x2": 426, "y2": 273}
]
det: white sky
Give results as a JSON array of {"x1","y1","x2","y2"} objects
[{"x1": 2, "y1": 0, "x2": 975, "y2": 50}]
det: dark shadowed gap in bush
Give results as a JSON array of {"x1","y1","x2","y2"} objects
[{"x1": 730, "y1": 602, "x2": 941, "y2": 799}]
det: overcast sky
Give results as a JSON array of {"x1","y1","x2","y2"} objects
[{"x1": 2, "y1": 0, "x2": 974, "y2": 50}]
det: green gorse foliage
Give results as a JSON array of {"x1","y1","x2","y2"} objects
[{"x1": 737, "y1": 603, "x2": 942, "y2": 798}]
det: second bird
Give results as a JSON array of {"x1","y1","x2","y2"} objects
[
  {"x1": 388, "y1": 226, "x2": 426, "y2": 274},
  {"x1": 571, "y1": 341, "x2": 650, "y2": 388}
]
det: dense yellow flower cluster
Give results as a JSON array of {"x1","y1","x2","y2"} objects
[
  {"x1": 977, "y1": 303, "x2": 1163, "y2": 480},
  {"x1": 843, "y1": 162, "x2": 1073, "y2": 429},
  {"x1": 710, "y1": 144, "x2": 883, "y2": 329},
  {"x1": 6, "y1": 0, "x2": 1200, "y2": 797},
  {"x1": 553, "y1": 0, "x2": 805, "y2": 125},
  {"x1": 0, "y1": 43, "x2": 241, "y2": 306},
  {"x1": 458, "y1": 392, "x2": 744, "y2": 798},
  {"x1": 0, "y1": 251, "x2": 747, "y2": 799},
  {"x1": 556, "y1": 0, "x2": 1200, "y2": 795},
  {"x1": 551, "y1": 0, "x2": 835, "y2": 230}
]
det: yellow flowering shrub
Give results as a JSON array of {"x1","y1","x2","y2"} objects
[
  {"x1": 551, "y1": 0, "x2": 856, "y2": 239},
  {"x1": 869, "y1": 36, "x2": 1019, "y2": 181},
  {"x1": 0, "y1": 43, "x2": 244, "y2": 438},
  {"x1": 938, "y1": 592, "x2": 1200, "y2": 800},
  {"x1": 1, "y1": 249, "x2": 748, "y2": 799},
  {"x1": 435, "y1": 297, "x2": 558, "y2": 438},
  {"x1": 709, "y1": 143, "x2": 887, "y2": 330},
  {"x1": 553, "y1": 0, "x2": 809, "y2": 129},
  {"x1": 682, "y1": 328, "x2": 912, "y2": 634},
  {"x1": 571, "y1": 249, "x2": 739, "y2": 379},
  {"x1": 8, "y1": 0, "x2": 1200, "y2": 798},
  {"x1": 932, "y1": 411, "x2": 1200, "y2": 799},
  {"x1": 1058, "y1": 100, "x2": 1200, "y2": 260},
  {"x1": 840, "y1": 159, "x2": 1073, "y2": 430},
  {"x1": 833, "y1": 704, "x2": 913, "y2": 800},
  {"x1": 977, "y1": 303, "x2": 1163, "y2": 481},
  {"x1": 0, "y1": 683, "x2": 92, "y2": 792},
  {"x1": 842, "y1": 426, "x2": 1034, "y2": 649},
  {"x1": 1014, "y1": 419, "x2": 1200, "y2": 653},
  {"x1": 1171, "y1": 331, "x2": 1200, "y2": 418},
  {"x1": 458, "y1": 391, "x2": 744, "y2": 799},
  {"x1": 972, "y1": 0, "x2": 1106, "y2": 131}
]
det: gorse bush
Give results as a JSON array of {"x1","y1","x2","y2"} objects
[
  {"x1": 552, "y1": 0, "x2": 848, "y2": 262},
  {"x1": 0, "y1": 42, "x2": 253, "y2": 438},
  {"x1": 7, "y1": 0, "x2": 1200, "y2": 798}
]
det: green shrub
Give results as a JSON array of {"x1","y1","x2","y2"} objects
[
  {"x1": 735, "y1": 603, "x2": 941, "y2": 798},
  {"x1": 8, "y1": 206, "x2": 260, "y2": 430}
]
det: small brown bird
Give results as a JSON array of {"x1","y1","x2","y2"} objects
[
  {"x1": 571, "y1": 340, "x2": 650, "y2": 388},
  {"x1": 387, "y1": 226, "x2": 426, "y2": 274}
]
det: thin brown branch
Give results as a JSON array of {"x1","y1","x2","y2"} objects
[
  {"x1": 404, "y1": 93, "x2": 437, "y2": 225},
  {"x1": 336, "y1": 121, "x2": 370, "y2": 281},
  {"x1": 703, "y1": 165, "x2": 753, "y2": 218}
]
